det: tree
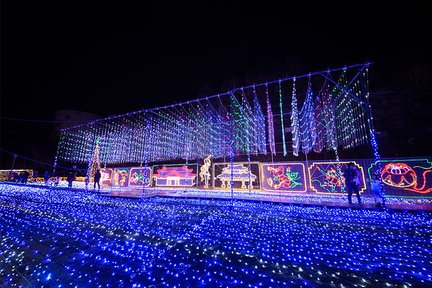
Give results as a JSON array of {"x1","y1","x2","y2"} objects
[{"x1": 88, "y1": 140, "x2": 101, "y2": 180}]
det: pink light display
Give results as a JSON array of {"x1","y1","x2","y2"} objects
[{"x1": 152, "y1": 165, "x2": 197, "y2": 187}]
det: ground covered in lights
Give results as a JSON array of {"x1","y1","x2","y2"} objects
[{"x1": 1, "y1": 184, "x2": 431, "y2": 288}]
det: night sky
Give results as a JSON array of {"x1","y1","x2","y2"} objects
[{"x1": 1, "y1": 1, "x2": 431, "y2": 170}]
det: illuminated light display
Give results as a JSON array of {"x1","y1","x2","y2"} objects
[
  {"x1": 1, "y1": 184, "x2": 431, "y2": 287},
  {"x1": 382, "y1": 163, "x2": 418, "y2": 188},
  {"x1": 368, "y1": 159, "x2": 432, "y2": 195},
  {"x1": 312, "y1": 79, "x2": 327, "y2": 153},
  {"x1": 261, "y1": 163, "x2": 307, "y2": 192},
  {"x1": 129, "y1": 167, "x2": 152, "y2": 187},
  {"x1": 112, "y1": 168, "x2": 129, "y2": 187},
  {"x1": 88, "y1": 140, "x2": 101, "y2": 180},
  {"x1": 152, "y1": 165, "x2": 197, "y2": 187},
  {"x1": 214, "y1": 162, "x2": 259, "y2": 190},
  {"x1": 100, "y1": 168, "x2": 113, "y2": 187},
  {"x1": 309, "y1": 161, "x2": 366, "y2": 194},
  {"x1": 299, "y1": 77, "x2": 316, "y2": 154},
  {"x1": 321, "y1": 76, "x2": 336, "y2": 150},
  {"x1": 199, "y1": 155, "x2": 212, "y2": 188},
  {"x1": 265, "y1": 84, "x2": 276, "y2": 156},
  {"x1": 230, "y1": 92, "x2": 253, "y2": 155},
  {"x1": 290, "y1": 77, "x2": 300, "y2": 156},
  {"x1": 278, "y1": 80, "x2": 287, "y2": 156},
  {"x1": 55, "y1": 63, "x2": 373, "y2": 168},
  {"x1": 252, "y1": 88, "x2": 267, "y2": 155}
]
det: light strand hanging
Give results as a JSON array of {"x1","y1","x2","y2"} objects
[
  {"x1": 279, "y1": 80, "x2": 287, "y2": 156},
  {"x1": 265, "y1": 83, "x2": 276, "y2": 156},
  {"x1": 290, "y1": 78, "x2": 300, "y2": 156}
]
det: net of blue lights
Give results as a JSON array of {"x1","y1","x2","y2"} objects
[
  {"x1": 56, "y1": 63, "x2": 372, "y2": 166},
  {"x1": 1, "y1": 183, "x2": 431, "y2": 287}
]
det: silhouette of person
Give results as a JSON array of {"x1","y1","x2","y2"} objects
[
  {"x1": 343, "y1": 162, "x2": 361, "y2": 205},
  {"x1": 54, "y1": 176, "x2": 60, "y2": 186},
  {"x1": 94, "y1": 169, "x2": 101, "y2": 191},
  {"x1": 44, "y1": 171, "x2": 51, "y2": 185},
  {"x1": 18, "y1": 171, "x2": 30, "y2": 183},
  {"x1": 67, "y1": 171, "x2": 75, "y2": 188}
]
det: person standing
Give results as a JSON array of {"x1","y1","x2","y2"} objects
[
  {"x1": 84, "y1": 176, "x2": 90, "y2": 190},
  {"x1": 67, "y1": 171, "x2": 75, "y2": 188},
  {"x1": 94, "y1": 169, "x2": 101, "y2": 191},
  {"x1": 369, "y1": 173, "x2": 382, "y2": 207},
  {"x1": 44, "y1": 171, "x2": 51, "y2": 185},
  {"x1": 343, "y1": 162, "x2": 361, "y2": 205}
]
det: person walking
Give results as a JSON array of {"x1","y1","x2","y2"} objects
[
  {"x1": 94, "y1": 169, "x2": 101, "y2": 191},
  {"x1": 343, "y1": 162, "x2": 361, "y2": 205}
]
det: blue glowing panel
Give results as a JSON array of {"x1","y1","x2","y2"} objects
[
  {"x1": 152, "y1": 165, "x2": 197, "y2": 187},
  {"x1": 128, "y1": 167, "x2": 152, "y2": 187},
  {"x1": 368, "y1": 158, "x2": 432, "y2": 197},
  {"x1": 261, "y1": 163, "x2": 307, "y2": 192},
  {"x1": 309, "y1": 161, "x2": 366, "y2": 194},
  {"x1": 100, "y1": 168, "x2": 113, "y2": 187},
  {"x1": 112, "y1": 168, "x2": 129, "y2": 187},
  {"x1": 213, "y1": 162, "x2": 260, "y2": 190}
]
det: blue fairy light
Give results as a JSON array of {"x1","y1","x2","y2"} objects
[{"x1": 1, "y1": 183, "x2": 431, "y2": 287}]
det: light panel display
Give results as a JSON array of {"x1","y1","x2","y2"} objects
[
  {"x1": 308, "y1": 161, "x2": 366, "y2": 195},
  {"x1": 152, "y1": 164, "x2": 197, "y2": 187},
  {"x1": 100, "y1": 168, "x2": 113, "y2": 187},
  {"x1": 213, "y1": 162, "x2": 260, "y2": 190},
  {"x1": 198, "y1": 155, "x2": 212, "y2": 188},
  {"x1": 261, "y1": 163, "x2": 306, "y2": 192},
  {"x1": 368, "y1": 158, "x2": 432, "y2": 197},
  {"x1": 129, "y1": 167, "x2": 152, "y2": 187},
  {"x1": 112, "y1": 168, "x2": 129, "y2": 187}
]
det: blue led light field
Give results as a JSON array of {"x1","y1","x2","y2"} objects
[{"x1": 1, "y1": 184, "x2": 431, "y2": 287}]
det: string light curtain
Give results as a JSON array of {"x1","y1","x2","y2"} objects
[
  {"x1": 58, "y1": 94, "x2": 267, "y2": 165},
  {"x1": 291, "y1": 65, "x2": 370, "y2": 155},
  {"x1": 57, "y1": 63, "x2": 373, "y2": 165},
  {"x1": 291, "y1": 78, "x2": 300, "y2": 156},
  {"x1": 299, "y1": 77, "x2": 316, "y2": 154},
  {"x1": 265, "y1": 84, "x2": 276, "y2": 156}
]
